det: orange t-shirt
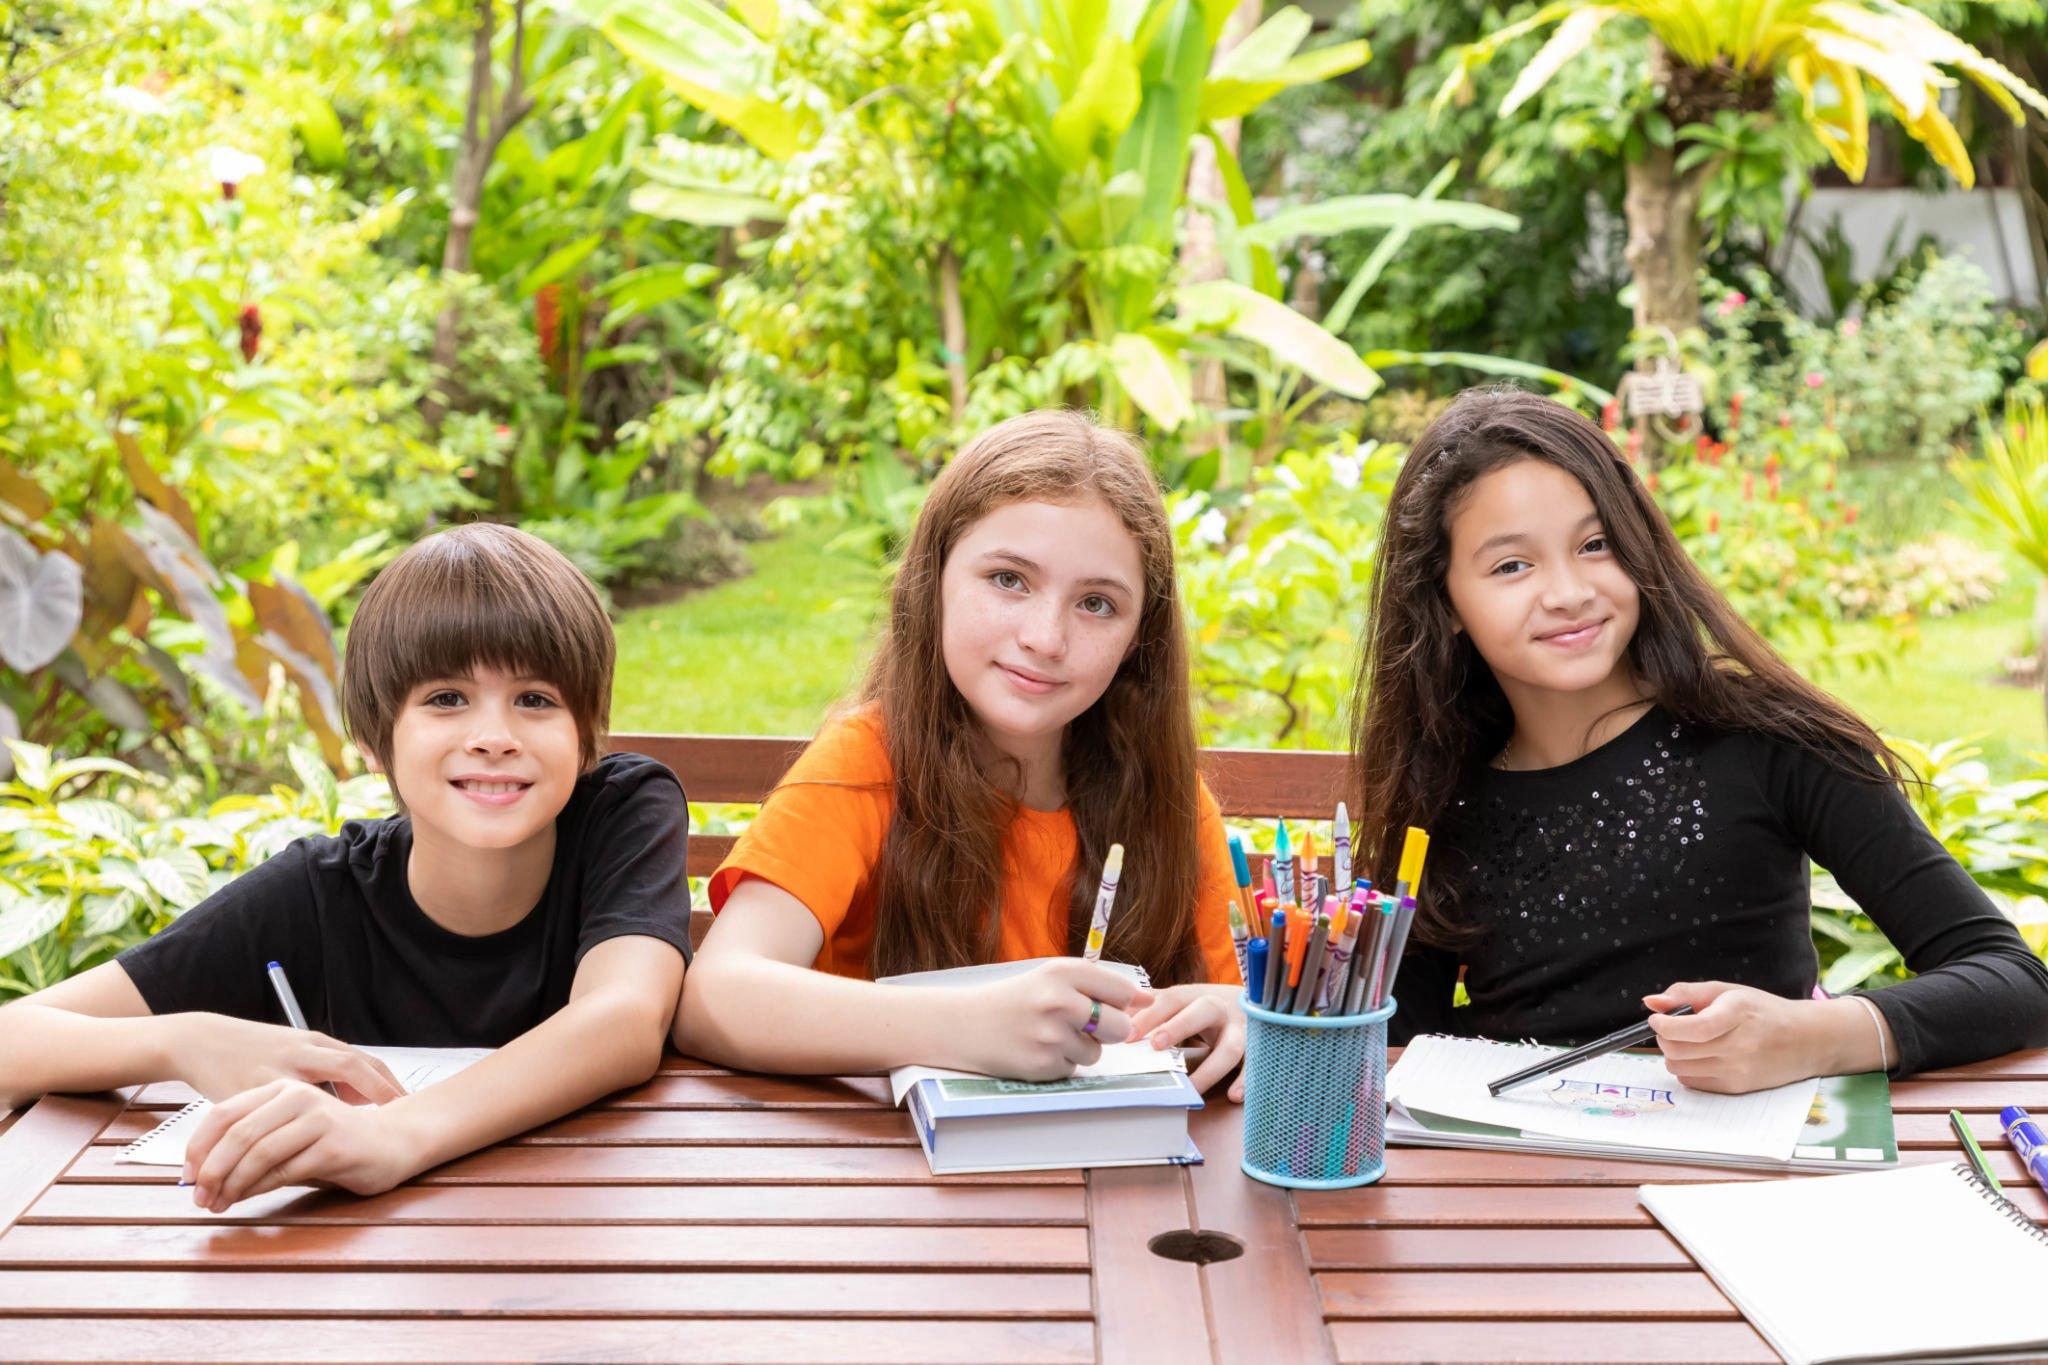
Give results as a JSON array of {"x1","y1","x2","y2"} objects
[{"x1": 708, "y1": 710, "x2": 1242, "y2": 985}]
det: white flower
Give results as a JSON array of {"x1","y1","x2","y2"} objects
[
  {"x1": 206, "y1": 146, "x2": 265, "y2": 188},
  {"x1": 1194, "y1": 508, "x2": 1228, "y2": 547},
  {"x1": 1329, "y1": 452, "x2": 1361, "y2": 489},
  {"x1": 106, "y1": 85, "x2": 168, "y2": 116}
]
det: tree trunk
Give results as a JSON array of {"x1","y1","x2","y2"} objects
[
  {"x1": 936, "y1": 244, "x2": 968, "y2": 422},
  {"x1": 1180, "y1": 0, "x2": 1261, "y2": 420},
  {"x1": 1621, "y1": 139, "x2": 1711, "y2": 345},
  {"x1": 425, "y1": 0, "x2": 533, "y2": 430}
]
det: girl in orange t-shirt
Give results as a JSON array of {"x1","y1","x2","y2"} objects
[{"x1": 678, "y1": 410, "x2": 1248, "y2": 1098}]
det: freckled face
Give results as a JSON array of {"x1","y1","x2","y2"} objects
[
  {"x1": 937, "y1": 497, "x2": 1145, "y2": 753},
  {"x1": 380, "y1": 665, "x2": 582, "y2": 850},
  {"x1": 1442, "y1": 459, "x2": 1640, "y2": 699}
]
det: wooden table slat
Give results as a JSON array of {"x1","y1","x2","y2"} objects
[
  {"x1": 1319, "y1": 1268, "x2": 1736, "y2": 1318},
  {"x1": 1295, "y1": 1178, "x2": 2048, "y2": 1227},
  {"x1": 1326, "y1": 1318, "x2": 1777, "y2": 1364},
  {"x1": 25, "y1": 1181, "x2": 1086, "y2": 1227},
  {"x1": 0, "y1": 1316, "x2": 1098, "y2": 1364},
  {"x1": 0, "y1": 1268, "x2": 1093, "y2": 1318},
  {"x1": 0, "y1": 1223, "x2": 1091, "y2": 1271},
  {"x1": 1085, "y1": 1164, "x2": 1212, "y2": 1364},
  {"x1": 0, "y1": 1094, "x2": 126, "y2": 1237},
  {"x1": 1305, "y1": 1226, "x2": 1691, "y2": 1271},
  {"x1": 1183, "y1": 1102, "x2": 1335, "y2": 1365},
  {"x1": 63, "y1": 1143, "x2": 1082, "y2": 1185}
]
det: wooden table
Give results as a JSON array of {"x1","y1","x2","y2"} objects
[{"x1": 1, "y1": 1049, "x2": 2043, "y2": 1364}]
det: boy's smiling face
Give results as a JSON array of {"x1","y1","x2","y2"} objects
[{"x1": 376, "y1": 665, "x2": 582, "y2": 850}]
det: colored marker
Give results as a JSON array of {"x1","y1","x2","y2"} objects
[
  {"x1": 1227, "y1": 833, "x2": 1260, "y2": 936},
  {"x1": 1291, "y1": 914, "x2": 1331, "y2": 1016},
  {"x1": 1393, "y1": 826, "x2": 1431, "y2": 901},
  {"x1": 1246, "y1": 938, "x2": 1270, "y2": 1008},
  {"x1": 2002, "y1": 1106, "x2": 2048, "y2": 1198},
  {"x1": 1952, "y1": 1109, "x2": 2001, "y2": 1192},
  {"x1": 1082, "y1": 844, "x2": 1123, "y2": 961},
  {"x1": 1333, "y1": 801, "x2": 1352, "y2": 895},
  {"x1": 1345, "y1": 897, "x2": 1395, "y2": 1016},
  {"x1": 1297, "y1": 830, "x2": 1316, "y2": 907},
  {"x1": 1261, "y1": 910, "x2": 1288, "y2": 1010},
  {"x1": 1371, "y1": 894, "x2": 1418, "y2": 1009},
  {"x1": 1227, "y1": 901, "x2": 1250, "y2": 986},
  {"x1": 1271, "y1": 822, "x2": 1293, "y2": 919}
]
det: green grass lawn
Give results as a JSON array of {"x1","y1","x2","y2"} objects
[
  {"x1": 614, "y1": 516, "x2": 2046, "y2": 772},
  {"x1": 612, "y1": 526, "x2": 883, "y2": 738}
]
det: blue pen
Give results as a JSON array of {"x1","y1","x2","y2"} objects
[
  {"x1": 1260, "y1": 910, "x2": 1288, "y2": 1011},
  {"x1": 2001, "y1": 1106, "x2": 2048, "y2": 1197},
  {"x1": 1246, "y1": 938, "x2": 1270, "y2": 1008}
]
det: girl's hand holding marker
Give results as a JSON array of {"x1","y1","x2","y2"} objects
[{"x1": 1072, "y1": 838, "x2": 1249, "y2": 1100}]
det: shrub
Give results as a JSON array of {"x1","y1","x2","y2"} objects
[
  {"x1": 1810, "y1": 736, "x2": 2048, "y2": 991},
  {"x1": 0, "y1": 740, "x2": 391, "y2": 999},
  {"x1": 1705, "y1": 256, "x2": 2011, "y2": 463},
  {"x1": 1173, "y1": 437, "x2": 1403, "y2": 749},
  {"x1": 1825, "y1": 534, "x2": 2006, "y2": 621}
]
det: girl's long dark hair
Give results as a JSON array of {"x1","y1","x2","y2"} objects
[
  {"x1": 857, "y1": 410, "x2": 1208, "y2": 986},
  {"x1": 1349, "y1": 386, "x2": 1903, "y2": 949}
]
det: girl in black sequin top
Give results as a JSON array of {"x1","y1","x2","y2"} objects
[{"x1": 1351, "y1": 388, "x2": 2048, "y2": 1089}]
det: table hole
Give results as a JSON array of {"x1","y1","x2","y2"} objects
[{"x1": 1146, "y1": 1230, "x2": 1245, "y2": 1265}]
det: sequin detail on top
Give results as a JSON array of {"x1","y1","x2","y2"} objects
[{"x1": 1445, "y1": 714, "x2": 1732, "y2": 1036}]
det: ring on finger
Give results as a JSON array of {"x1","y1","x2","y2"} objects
[{"x1": 1082, "y1": 1001, "x2": 1102, "y2": 1037}]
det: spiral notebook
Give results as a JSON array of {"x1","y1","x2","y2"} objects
[
  {"x1": 1641, "y1": 1162, "x2": 2048, "y2": 1364},
  {"x1": 116, "y1": 1046, "x2": 492, "y2": 1167},
  {"x1": 1384, "y1": 1033, "x2": 1884, "y2": 1170}
]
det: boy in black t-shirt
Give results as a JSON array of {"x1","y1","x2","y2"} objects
[{"x1": 0, "y1": 524, "x2": 692, "y2": 1212}]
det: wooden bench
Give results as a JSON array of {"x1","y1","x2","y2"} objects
[{"x1": 614, "y1": 732, "x2": 1353, "y2": 945}]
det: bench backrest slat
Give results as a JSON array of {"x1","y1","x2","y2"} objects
[{"x1": 613, "y1": 733, "x2": 1354, "y2": 942}]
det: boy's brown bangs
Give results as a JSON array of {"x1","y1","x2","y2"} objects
[{"x1": 342, "y1": 525, "x2": 614, "y2": 771}]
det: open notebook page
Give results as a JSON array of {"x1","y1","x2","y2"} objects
[
  {"x1": 1387, "y1": 1033, "x2": 1817, "y2": 1161},
  {"x1": 879, "y1": 958, "x2": 1185, "y2": 1106},
  {"x1": 1642, "y1": 1162, "x2": 2048, "y2": 1364},
  {"x1": 117, "y1": 1045, "x2": 493, "y2": 1167}
]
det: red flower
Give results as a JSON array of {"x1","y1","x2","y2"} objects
[
  {"x1": 1742, "y1": 472, "x2": 1756, "y2": 501},
  {"x1": 1601, "y1": 399, "x2": 1621, "y2": 432},
  {"x1": 536, "y1": 284, "x2": 563, "y2": 369},
  {"x1": 1646, "y1": 472, "x2": 1658, "y2": 492},
  {"x1": 1707, "y1": 510, "x2": 1720, "y2": 533},
  {"x1": 1767, "y1": 469, "x2": 1781, "y2": 499},
  {"x1": 238, "y1": 303, "x2": 261, "y2": 362},
  {"x1": 1729, "y1": 391, "x2": 1745, "y2": 425},
  {"x1": 1763, "y1": 451, "x2": 1779, "y2": 474},
  {"x1": 1777, "y1": 411, "x2": 1793, "y2": 429},
  {"x1": 1626, "y1": 429, "x2": 1643, "y2": 459},
  {"x1": 1845, "y1": 505, "x2": 1859, "y2": 526}
]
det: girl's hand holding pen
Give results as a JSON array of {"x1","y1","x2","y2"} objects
[
  {"x1": 958, "y1": 960, "x2": 1153, "y2": 1082},
  {"x1": 1128, "y1": 983, "x2": 1247, "y2": 1101},
  {"x1": 1643, "y1": 981, "x2": 1888, "y2": 1093}
]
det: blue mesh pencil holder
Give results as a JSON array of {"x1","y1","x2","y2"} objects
[{"x1": 1239, "y1": 994, "x2": 1396, "y2": 1189}]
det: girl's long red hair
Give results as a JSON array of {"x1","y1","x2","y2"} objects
[{"x1": 859, "y1": 410, "x2": 1209, "y2": 985}]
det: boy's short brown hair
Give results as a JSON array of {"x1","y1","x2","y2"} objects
[{"x1": 341, "y1": 523, "x2": 614, "y2": 773}]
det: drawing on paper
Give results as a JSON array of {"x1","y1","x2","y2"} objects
[{"x1": 1545, "y1": 1078, "x2": 1677, "y2": 1118}]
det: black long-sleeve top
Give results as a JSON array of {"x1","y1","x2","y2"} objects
[{"x1": 1387, "y1": 707, "x2": 2048, "y2": 1075}]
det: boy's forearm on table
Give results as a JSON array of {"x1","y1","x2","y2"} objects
[
  {"x1": 0, "y1": 1006, "x2": 178, "y2": 1107},
  {"x1": 677, "y1": 955, "x2": 955, "y2": 1075},
  {"x1": 378, "y1": 990, "x2": 668, "y2": 1177}
]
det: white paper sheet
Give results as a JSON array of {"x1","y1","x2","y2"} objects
[
  {"x1": 1387, "y1": 1034, "x2": 1818, "y2": 1162},
  {"x1": 117, "y1": 1045, "x2": 494, "y2": 1167}
]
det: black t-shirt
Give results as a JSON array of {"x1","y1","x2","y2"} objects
[
  {"x1": 118, "y1": 752, "x2": 692, "y2": 1048},
  {"x1": 1388, "y1": 707, "x2": 2048, "y2": 1075}
]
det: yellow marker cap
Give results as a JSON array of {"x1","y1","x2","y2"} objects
[{"x1": 1397, "y1": 827, "x2": 1430, "y2": 891}]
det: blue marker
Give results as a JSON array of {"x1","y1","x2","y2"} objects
[
  {"x1": 1260, "y1": 911, "x2": 1288, "y2": 1010},
  {"x1": 1246, "y1": 938, "x2": 1270, "y2": 1009},
  {"x1": 2001, "y1": 1106, "x2": 2048, "y2": 1197},
  {"x1": 1272, "y1": 822, "x2": 1294, "y2": 906},
  {"x1": 1228, "y1": 832, "x2": 1252, "y2": 889}
]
